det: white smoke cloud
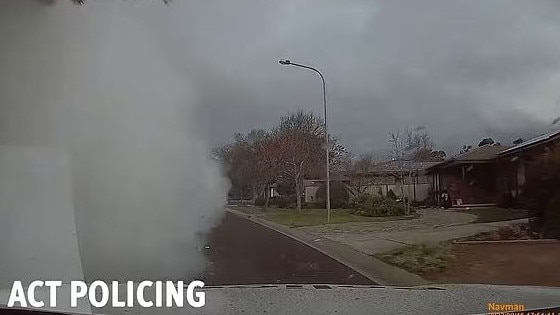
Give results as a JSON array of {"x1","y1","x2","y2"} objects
[{"x1": 0, "y1": 0, "x2": 228, "y2": 282}]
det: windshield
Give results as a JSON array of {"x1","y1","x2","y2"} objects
[{"x1": 1, "y1": 0, "x2": 559, "y2": 314}]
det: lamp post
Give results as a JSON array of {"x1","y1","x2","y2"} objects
[{"x1": 278, "y1": 59, "x2": 331, "y2": 223}]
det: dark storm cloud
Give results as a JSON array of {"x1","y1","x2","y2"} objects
[
  {"x1": 14, "y1": 0, "x2": 560, "y2": 156},
  {"x1": 157, "y1": 0, "x2": 560, "y2": 156}
]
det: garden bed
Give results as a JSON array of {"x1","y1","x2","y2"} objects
[
  {"x1": 454, "y1": 223, "x2": 529, "y2": 242},
  {"x1": 376, "y1": 244, "x2": 455, "y2": 275},
  {"x1": 424, "y1": 243, "x2": 560, "y2": 287}
]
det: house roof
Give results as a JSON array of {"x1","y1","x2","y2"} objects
[
  {"x1": 498, "y1": 129, "x2": 560, "y2": 156},
  {"x1": 303, "y1": 172, "x2": 349, "y2": 184},
  {"x1": 453, "y1": 144, "x2": 511, "y2": 161},
  {"x1": 366, "y1": 160, "x2": 440, "y2": 174},
  {"x1": 426, "y1": 144, "x2": 511, "y2": 171},
  {"x1": 422, "y1": 128, "x2": 560, "y2": 172}
]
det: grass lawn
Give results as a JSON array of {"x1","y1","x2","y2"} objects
[
  {"x1": 457, "y1": 207, "x2": 528, "y2": 223},
  {"x1": 262, "y1": 209, "x2": 386, "y2": 227},
  {"x1": 377, "y1": 244, "x2": 455, "y2": 275},
  {"x1": 231, "y1": 206, "x2": 413, "y2": 227},
  {"x1": 228, "y1": 205, "x2": 263, "y2": 215}
]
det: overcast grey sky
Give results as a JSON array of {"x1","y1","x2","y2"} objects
[{"x1": 5, "y1": 0, "x2": 560, "y2": 157}]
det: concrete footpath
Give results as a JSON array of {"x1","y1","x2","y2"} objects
[
  {"x1": 226, "y1": 208, "x2": 430, "y2": 287},
  {"x1": 307, "y1": 218, "x2": 528, "y2": 256}
]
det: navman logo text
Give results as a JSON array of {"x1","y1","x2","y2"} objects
[{"x1": 488, "y1": 302, "x2": 526, "y2": 313}]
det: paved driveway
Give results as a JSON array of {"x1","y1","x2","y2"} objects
[{"x1": 296, "y1": 209, "x2": 526, "y2": 255}]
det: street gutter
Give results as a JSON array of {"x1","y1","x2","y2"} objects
[{"x1": 453, "y1": 239, "x2": 560, "y2": 245}]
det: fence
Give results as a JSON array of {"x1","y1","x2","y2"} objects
[{"x1": 363, "y1": 183, "x2": 431, "y2": 202}]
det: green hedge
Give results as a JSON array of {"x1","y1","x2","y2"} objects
[
  {"x1": 315, "y1": 181, "x2": 350, "y2": 209},
  {"x1": 349, "y1": 193, "x2": 406, "y2": 217}
]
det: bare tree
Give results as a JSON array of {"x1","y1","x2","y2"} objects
[
  {"x1": 213, "y1": 129, "x2": 272, "y2": 203},
  {"x1": 240, "y1": 129, "x2": 273, "y2": 201},
  {"x1": 216, "y1": 110, "x2": 347, "y2": 212},
  {"x1": 271, "y1": 111, "x2": 325, "y2": 212},
  {"x1": 389, "y1": 131, "x2": 407, "y2": 161},
  {"x1": 389, "y1": 131, "x2": 408, "y2": 213},
  {"x1": 252, "y1": 134, "x2": 283, "y2": 210},
  {"x1": 327, "y1": 137, "x2": 349, "y2": 173},
  {"x1": 346, "y1": 154, "x2": 376, "y2": 198},
  {"x1": 405, "y1": 127, "x2": 436, "y2": 161}
]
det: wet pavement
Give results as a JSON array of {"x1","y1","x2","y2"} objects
[{"x1": 202, "y1": 212, "x2": 374, "y2": 285}]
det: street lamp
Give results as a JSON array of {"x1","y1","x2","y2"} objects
[{"x1": 278, "y1": 59, "x2": 331, "y2": 224}]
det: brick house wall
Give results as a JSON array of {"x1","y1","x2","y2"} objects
[
  {"x1": 495, "y1": 158, "x2": 523, "y2": 204},
  {"x1": 437, "y1": 163, "x2": 500, "y2": 205},
  {"x1": 496, "y1": 138, "x2": 560, "y2": 204},
  {"x1": 497, "y1": 139, "x2": 560, "y2": 208}
]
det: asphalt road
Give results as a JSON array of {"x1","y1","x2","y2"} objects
[{"x1": 201, "y1": 212, "x2": 374, "y2": 285}]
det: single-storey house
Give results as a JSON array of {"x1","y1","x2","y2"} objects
[
  {"x1": 304, "y1": 160, "x2": 438, "y2": 203},
  {"x1": 427, "y1": 128, "x2": 560, "y2": 207},
  {"x1": 495, "y1": 129, "x2": 560, "y2": 199},
  {"x1": 427, "y1": 145, "x2": 511, "y2": 206},
  {"x1": 303, "y1": 172, "x2": 349, "y2": 203},
  {"x1": 351, "y1": 160, "x2": 440, "y2": 202}
]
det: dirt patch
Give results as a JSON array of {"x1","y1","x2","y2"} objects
[
  {"x1": 377, "y1": 244, "x2": 455, "y2": 275},
  {"x1": 456, "y1": 223, "x2": 529, "y2": 241},
  {"x1": 424, "y1": 243, "x2": 560, "y2": 287}
]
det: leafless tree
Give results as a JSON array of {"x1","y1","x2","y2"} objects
[
  {"x1": 389, "y1": 131, "x2": 407, "y2": 161},
  {"x1": 346, "y1": 154, "x2": 376, "y2": 198},
  {"x1": 327, "y1": 137, "x2": 349, "y2": 172},
  {"x1": 271, "y1": 111, "x2": 325, "y2": 212},
  {"x1": 388, "y1": 131, "x2": 408, "y2": 212},
  {"x1": 217, "y1": 110, "x2": 347, "y2": 212},
  {"x1": 405, "y1": 127, "x2": 436, "y2": 161},
  {"x1": 213, "y1": 129, "x2": 272, "y2": 203}
]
